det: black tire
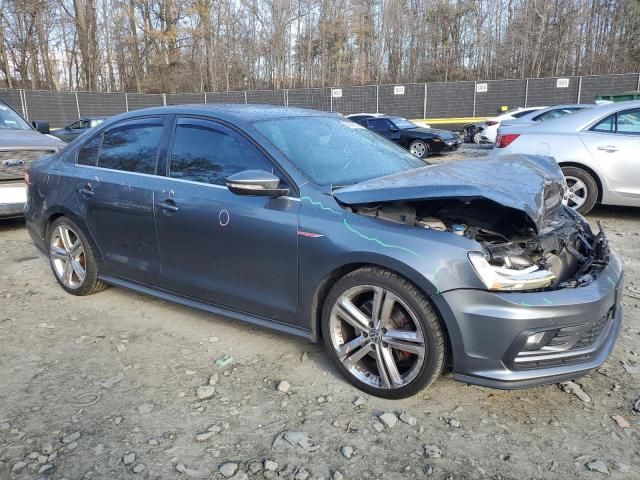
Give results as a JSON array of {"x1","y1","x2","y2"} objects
[
  {"x1": 409, "y1": 139, "x2": 429, "y2": 159},
  {"x1": 47, "y1": 216, "x2": 109, "y2": 296},
  {"x1": 560, "y1": 166, "x2": 598, "y2": 215},
  {"x1": 321, "y1": 266, "x2": 445, "y2": 399}
]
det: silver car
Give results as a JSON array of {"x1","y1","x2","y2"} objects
[
  {"x1": 491, "y1": 100, "x2": 640, "y2": 214},
  {"x1": 499, "y1": 104, "x2": 592, "y2": 128}
]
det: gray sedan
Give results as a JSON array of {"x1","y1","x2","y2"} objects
[{"x1": 24, "y1": 105, "x2": 622, "y2": 398}]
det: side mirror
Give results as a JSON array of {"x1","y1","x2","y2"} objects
[
  {"x1": 226, "y1": 170, "x2": 288, "y2": 197},
  {"x1": 32, "y1": 121, "x2": 50, "y2": 135},
  {"x1": 389, "y1": 125, "x2": 399, "y2": 132},
  {"x1": 65, "y1": 125, "x2": 72, "y2": 131}
]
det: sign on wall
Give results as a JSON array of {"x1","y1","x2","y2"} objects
[
  {"x1": 476, "y1": 83, "x2": 488, "y2": 93},
  {"x1": 331, "y1": 88, "x2": 342, "y2": 98},
  {"x1": 393, "y1": 85, "x2": 405, "y2": 95},
  {"x1": 556, "y1": 78, "x2": 570, "y2": 88}
]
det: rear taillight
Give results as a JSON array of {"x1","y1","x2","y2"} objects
[
  {"x1": 495, "y1": 133, "x2": 520, "y2": 148},
  {"x1": 486, "y1": 120, "x2": 499, "y2": 126}
]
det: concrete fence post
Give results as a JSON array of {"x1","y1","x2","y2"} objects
[
  {"x1": 204, "y1": 92, "x2": 207, "y2": 104},
  {"x1": 423, "y1": 83, "x2": 427, "y2": 119},
  {"x1": 162, "y1": 93, "x2": 167, "y2": 106},
  {"x1": 472, "y1": 81, "x2": 477, "y2": 117},
  {"x1": 376, "y1": 85, "x2": 379, "y2": 114},
  {"x1": 74, "y1": 91, "x2": 81, "y2": 118},
  {"x1": 524, "y1": 78, "x2": 529, "y2": 107},
  {"x1": 244, "y1": 91, "x2": 248, "y2": 104},
  {"x1": 124, "y1": 92, "x2": 129, "y2": 112},
  {"x1": 19, "y1": 89, "x2": 27, "y2": 119},
  {"x1": 577, "y1": 76, "x2": 583, "y2": 104},
  {"x1": 637, "y1": 72, "x2": 640, "y2": 91}
]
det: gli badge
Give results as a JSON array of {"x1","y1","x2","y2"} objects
[{"x1": 1, "y1": 159, "x2": 24, "y2": 167}]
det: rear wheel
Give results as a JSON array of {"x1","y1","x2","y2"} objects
[
  {"x1": 321, "y1": 267, "x2": 445, "y2": 399},
  {"x1": 561, "y1": 166, "x2": 598, "y2": 215},
  {"x1": 409, "y1": 139, "x2": 429, "y2": 159},
  {"x1": 47, "y1": 217, "x2": 108, "y2": 296}
]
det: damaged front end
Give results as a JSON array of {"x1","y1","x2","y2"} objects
[
  {"x1": 467, "y1": 210, "x2": 610, "y2": 291},
  {"x1": 334, "y1": 155, "x2": 610, "y2": 292}
]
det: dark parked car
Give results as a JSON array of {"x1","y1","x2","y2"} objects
[
  {"x1": 347, "y1": 114, "x2": 461, "y2": 158},
  {"x1": 0, "y1": 99, "x2": 63, "y2": 218},
  {"x1": 461, "y1": 123, "x2": 484, "y2": 144},
  {"x1": 25, "y1": 105, "x2": 622, "y2": 399},
  {"x1": 51, "y1": 116, "x2": 107, "y2": 143}
]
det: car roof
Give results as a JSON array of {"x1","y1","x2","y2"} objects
[
  {"x1": 511, "y1": 104, "x2": 592, "y2": 120},
  {"x1": 346, "y1": 113, "x2": 388, "y2": 119},
  {"x1": 79, "y1": 115, "x2": 108, "y2": 120},
  {"x1": 92, "y1": 104, "x2": 340, "y2": 133},
  {"x1": 500, "y1": 100, "x2": 640, "y2": 133},
  {"x1": 149, "y1": 104, "x2": 336, "y2": 122}
]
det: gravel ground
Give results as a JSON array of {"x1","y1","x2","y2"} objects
[{"x1": 1, "y1": 148, "x2": 639, "y2": 479}]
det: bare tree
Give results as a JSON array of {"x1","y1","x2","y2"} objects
[{"x1": 0, "y1": 0, "x2": 638, "y2": 91}]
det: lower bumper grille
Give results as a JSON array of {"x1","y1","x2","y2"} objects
[{"x1": 511, "y1": 307, "x2": 616, "y2": 370}]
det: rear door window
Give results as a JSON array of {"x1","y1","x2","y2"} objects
[
  {"x1": 97, "y1": 117, "x2": 164, "y2": 174},
  {"x1": 616, "y1": 109, "x2": 640, "y2": 135},
  {"x1": 367, "y1": 118, "x2": 391, "y2": 132},
  {"x1": 169, "y1": 117, "x2": 274, "y2": 186},
  {"x1": 77, "y1": 134, "x2": 102, "y2": 166}
]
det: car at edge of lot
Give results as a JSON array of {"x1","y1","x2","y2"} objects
[
  {"x1": 24, "y1": 104, "x2": 623, "y2": 399},
  {"x1": 0, "y1": 99, "x2": 64, "y2": 219},
  {"x1": 347, "y1": 113, "x2": 461, "y2": 158},
  {"x1": 481, "y1": 106, "x2": 546, "y2": 143},
  {"x1": 50, "y1": 116, "x2": 107, "y2": 143},
  {"x1": 491, "y1": 100, "x2": 640, "y2": 215}
]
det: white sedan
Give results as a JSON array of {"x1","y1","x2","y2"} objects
[
  {"x1": 481, "y1": 106, "x2": 545, "y2": 143},
  {"x1": 490, "y1": 100, "x2": 640, "y2": 214}
]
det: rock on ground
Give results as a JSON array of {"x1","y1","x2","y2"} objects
[
  {"x1": 219, "y1": 462, "x2": 239, "y2": 478},
  {"x1": 379, "y1": 413, "x2": 398, "y2": 428}
]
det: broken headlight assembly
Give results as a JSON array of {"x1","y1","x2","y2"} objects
[{"x1": 468, "y1": 251, "x2": 556, "y2": 291}]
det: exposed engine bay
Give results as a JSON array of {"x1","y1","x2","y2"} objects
[{"x1": 351, "y1": 198, "x2": 610, "y2": 291}]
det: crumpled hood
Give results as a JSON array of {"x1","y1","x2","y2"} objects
[
  {"x1": 334, "y1": 154, "x2": 566, "y2": 233},
  {"x1": 0, "y1": 129, "x2": 62, "y2": 150}
]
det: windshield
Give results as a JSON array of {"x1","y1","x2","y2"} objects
[
  {"x1": 390, "y1": 117, "x2": 417, "y2": 129},
  {"x1": 0, "y1": 103, "x2": 32, "y2": 130},
  {"x1": 254, "y1": 116, "x2": 426, "y2": 186}
]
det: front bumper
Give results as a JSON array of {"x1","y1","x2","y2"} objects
[
  {"x1": 0, "y1": 182, "x2": 26, "y2": 218},
  {"x1": 433, "y1": 253, "x2": 623, "y2": 389}
]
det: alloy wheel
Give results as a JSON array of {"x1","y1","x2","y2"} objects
[
  {"x1": 562, "y1": 175, "x2": 588, "y2": 210},
  {"x1": 410, "y1": 142, "x2": 427, "y2": 158},
  {"x1": 328, "y1": 285, "x2": 426, "y2": 389},
  {"x1": 50, "y1": 225, "x2": 86, "y2": 289}
]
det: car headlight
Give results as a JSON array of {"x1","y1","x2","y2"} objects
[{"x1": 468, "y1": 252, "x2": 556, "y2": 291}]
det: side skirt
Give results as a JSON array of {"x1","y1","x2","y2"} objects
[{"x1": 99, "y1": 275, "x2": 313, "y2": 341}]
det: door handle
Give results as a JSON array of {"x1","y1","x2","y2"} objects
[
  {"x1": 79, "y1": 183, "x2": 94, "y2": 197},
  {"x1": 597, "y1": 145, "x2": 619, "y2": 152},
  {"x1": 157, "y1": 199, "x2": 179, "y2": 213}
]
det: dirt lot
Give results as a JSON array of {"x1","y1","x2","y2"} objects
[{"x1": 1, "y1": 147, "x2": 639, "y2": 479}]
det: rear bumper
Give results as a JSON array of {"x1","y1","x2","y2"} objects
[
  {"x1": 0, "y1": 182, "x2": 26, "y2": 218},
  {"x1": 433, "y1": 253, "x2": 623, "y2": 389}
]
